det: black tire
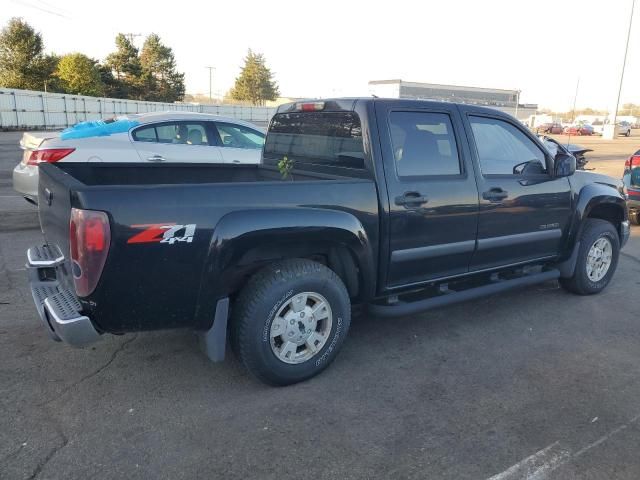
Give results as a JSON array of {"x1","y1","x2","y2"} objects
[
  {"x1": 626, "y1": 130, "x2": 631, "y2": 137},
  {"x1": 560, "y1": 219, "x2": 620, "y2": 295},
  {"x1": 231, "y1": 259, "x2": 351, "y2": 386},
  {"x1": 630, "y1": 211, "x2": 640, "y2": 226}
]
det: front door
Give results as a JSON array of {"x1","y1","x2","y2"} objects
[
  {"x1": 213, "y1": 122, "x2": 265, "y2": 164},
  {"x1": 462, "y1": 110, "x2": 572, "y2": 270},
  {"x1": 376, "y1": 102, "x2": 480, "y2": 288}
]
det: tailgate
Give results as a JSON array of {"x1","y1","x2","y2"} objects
[{"x1": 37, "y1": 163, "x2": 83, "y2": 258}]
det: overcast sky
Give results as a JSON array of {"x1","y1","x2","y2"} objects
[{"x1": 5, "y1": 0, "x2": 639, "y2": 111}]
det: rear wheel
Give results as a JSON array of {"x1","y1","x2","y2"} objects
[
  {"x1": 231, "y1": 259, "x2": 351, "y2": 386},
  {"x1": 630, "y1": 211, "x2": 640, "y2": 225},
  {"x1": 560, "y1": 219, "x2": 620, "y2": 295}
]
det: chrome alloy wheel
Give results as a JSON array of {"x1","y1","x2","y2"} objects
[
  {"x1": 586, "y1": 237, "x2": 613, "y2": 282},
  {"x1": 269, "y1": 292, "x2": 333, "y2": 365}
]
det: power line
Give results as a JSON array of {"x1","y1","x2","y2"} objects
[{"x1": 10, "y1": 0, "x2": 70, "y2": 18}]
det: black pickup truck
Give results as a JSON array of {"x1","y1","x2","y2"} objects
[{"x1": 27, "y1": 98, "x2": 629, "y2": 385}]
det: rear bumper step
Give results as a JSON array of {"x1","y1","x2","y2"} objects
[
  {"x1": 27, "y1": 244, "x2": 64, "y2": 267},
  {"x1": 369, "y1": 269, "x2": 560, "y2": 318},
  {"x1": 26, "y1": 245, "x2": 101, "y2": 347}
]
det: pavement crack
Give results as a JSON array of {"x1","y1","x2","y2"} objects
[
  {"x1": 26, "y1": 434, "x2": 68, "y2": 480},
  {"x1": 36, "y1": 335, "x2": 138, "y2": 407}
]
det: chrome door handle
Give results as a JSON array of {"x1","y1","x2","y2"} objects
[
  {"x1": 147, "y1": 155, "x2": 165, "y2": 162},
  {"x1": 395, "y1": 192, "x2": 429, "y2": 208},
  {"x1": 482, "y1": 188, "x2": 508, "y2": 201},
  {"x1": 232, "y1": 160, "x2": 241, "y2": 163}
]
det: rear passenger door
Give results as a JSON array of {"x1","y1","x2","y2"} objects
[
  {"x1": 131, "y1": 121, "x2": 224, "y2": 163},
  {"x1": 462, "y1": 110, "x2": 572, "y2": 270},
  {"x1": 376, "y1": 102, "x2": 480, "y2": 287}
]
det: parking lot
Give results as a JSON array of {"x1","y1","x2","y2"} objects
[{"x1": 2, "y1": 131, "x2": 640, "y2": 479}]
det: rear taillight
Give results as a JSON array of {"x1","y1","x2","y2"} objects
[
  {"x1": 27, "y1": 148, "x2": 75, "y2": 166},
  {"x1": 69, "y1": 208, "x2": 110, "y2": 297},
  {"x1": 625, "y1": 155, "x2": 640, "y2": 169}
]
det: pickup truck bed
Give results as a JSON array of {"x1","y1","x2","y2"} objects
[
  {"x1": 28, "y1": 97, "x2": 629, "y2": 385},
  {"x1": 37, "y1": 161, "x2": 379, "y2": 335}
]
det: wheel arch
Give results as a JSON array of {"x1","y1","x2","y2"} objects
[{"x1": 193, "y1": 208, "x2": 375, "y2": 328}]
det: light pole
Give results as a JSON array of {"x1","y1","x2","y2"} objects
[
  {"x1": 205, "y1": 66, "x2": 216, "y2": 102},
  {"x1": 612, "y1": 0, "x2": 636, "y2": 130}
]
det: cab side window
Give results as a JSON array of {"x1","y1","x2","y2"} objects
[
  {"x1": 469, "y1": 116, "x2": 547, "y2": 175},
  {"x1": 388, "y1": 111, "x2": 461, "y2": 177}
]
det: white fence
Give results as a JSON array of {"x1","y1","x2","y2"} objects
[{"x1": 0, "y1": 88, "x2": 276, "y2": 129}]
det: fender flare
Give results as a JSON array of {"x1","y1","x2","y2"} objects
[
  {"x1": 559, "y1": 184, "x2": 626, "y2": 274},
  {"x1": 194, "y1": 207, "x2": 376, "y2": 328}
]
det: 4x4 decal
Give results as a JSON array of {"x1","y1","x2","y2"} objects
[{"x1": 128, "y1": 223, "x2": 196, "y2": 245}]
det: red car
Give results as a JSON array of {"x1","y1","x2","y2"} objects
[
  {"x1": 563, "y1": 124, "x2": 594, "y2": 136},
  {"x1": 537, "y1": 122, "x2": 563, "y2": 134}
]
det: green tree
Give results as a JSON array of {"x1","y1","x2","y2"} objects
[
  {"x1": 104, "y1": 34, "x2": 142, "y2": 98},
  {"x1": 139, "y1": 34, "x2": 185, "y2": 102},
  {"x1": 55, "y1": 53, "x2": 105, "y2": 96},
  {"x1": 0, "y1": 18, "x2": 57, "y2": 90},
  {"x1": 229, "y1": 49, "x2": 279, "y2": 106}
]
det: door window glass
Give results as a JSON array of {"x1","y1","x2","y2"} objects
[
  {"x1": 133, "y1": 123, "x2": 209, "y2": 145},
  {"x1": 215, "y1": 123, "x2": 265, "y2": 149},
  {"x1": 388, "y1": 111, "x2": 461, "y2": 177},
  {"x1": 470, "y1": 116, "x2": 547, "y2": 175}
]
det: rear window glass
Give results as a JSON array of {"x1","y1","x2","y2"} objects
[{"x1": 263, "y1": 112, "x2": 365, "y2": 170}]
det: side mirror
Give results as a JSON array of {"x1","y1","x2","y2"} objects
[{"x1": 554, "y1": 153, "x2": 576, "y2": 177}]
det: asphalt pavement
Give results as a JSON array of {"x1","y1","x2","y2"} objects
[{"x1": 2, "y1": 131, "x2": 640, "y2": 479}]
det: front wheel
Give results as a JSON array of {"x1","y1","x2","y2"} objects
[
  {"x1": 231, "y1": 259, "x2": 351, "y2": 386},
  {"x1": 626, "y1": 130, "x2": 631, "y2": 137},
  {"x1": 560, "y1": 219, "x2": 620, "y2": 295}
]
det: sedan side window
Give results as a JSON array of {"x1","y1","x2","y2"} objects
[
  {"x1": 470, "y1": 116, "x2": 548, "y2": 175},
  {"x1": 133, "y1": 123, "x2": 209, "y2": 145},
  {"x1": 132, "y1": 126, "x2": 157, "y2": 142},
  {"x1": 215, "y1": 123, "x2": 265, "y2": 150}
]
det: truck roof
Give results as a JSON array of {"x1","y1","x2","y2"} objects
[{"x1": 275, "y1": 97, "x2": 514, "y2": 118}]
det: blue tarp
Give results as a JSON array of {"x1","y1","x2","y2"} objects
[{"x1": 60, "y1": 119, "x2": 140, "y2": 141}]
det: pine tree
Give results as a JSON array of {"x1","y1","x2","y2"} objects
[
  {"x1": 104, "y1": 34, "x2": 143, "y2": 98},
  {"x1": 139, "y1": 34, "x2": 185, "y2": 102},
  {"x1": 229, "y1": 49, "x2": 279, "y2": 106}
]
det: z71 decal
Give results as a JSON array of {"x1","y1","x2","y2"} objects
[{"x1": 128, "y1": 223, "x2": 197, "y2": 245}]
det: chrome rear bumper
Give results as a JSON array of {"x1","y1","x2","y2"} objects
[{"x1": 27, "y1": 245, "x2": 101, "y2": 347}]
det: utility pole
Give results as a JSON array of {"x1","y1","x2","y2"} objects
[
  {"x1": 568, "y1": 77, "x2": 580, "y2": 145},
  {"x1": 612, "y1": 0, "x2": 636, "y2": 129},
  {"x1": 205, "y1": 66, "x2": 216, "y2": 102},
  {"x1": 123, "y1": 33, "x2": 142, "y2": 43}
]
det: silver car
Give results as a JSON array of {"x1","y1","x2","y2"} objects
[{"x1": 13, "y1": 112, "x2": 266, "y2": 203}]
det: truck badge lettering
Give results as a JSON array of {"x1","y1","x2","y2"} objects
[{"x1": 128, "y1": 223, "x2": 196, "y2": 245}]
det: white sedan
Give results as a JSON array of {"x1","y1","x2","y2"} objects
[{"x1": 13, "y1": 111, "x2": 266, "y2": 203}]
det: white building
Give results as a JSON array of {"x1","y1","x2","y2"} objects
[{"x1": 368, "y1": 79, "x2": 537, "y2": 120}]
